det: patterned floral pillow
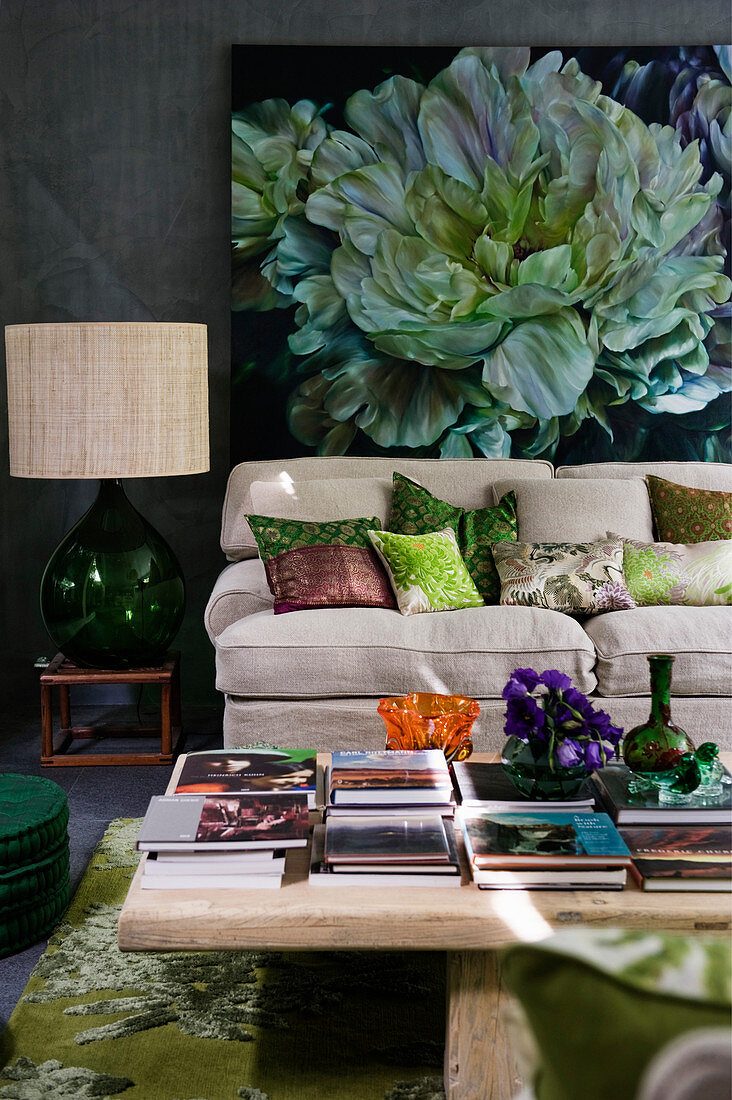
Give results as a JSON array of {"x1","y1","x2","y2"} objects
[
  {"x1": 613, "y1": 532, "x2": 732, "y2": 607},
  {"x1": 491, "y1": 539, "x2": 636, "y2": 614},
  {"x1": 368, "y1": 528, "x2": 485, "y2": 616},
  {"x1": 646, "y1": 475, "x2": 732, "y2": 542},
  {"x1": 388, "y1": 472, "x2": 517, "y2": 603}
]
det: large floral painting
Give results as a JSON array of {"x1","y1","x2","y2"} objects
[{"x1": 231, "y1": 45, "x2": 731, "y2": 465}]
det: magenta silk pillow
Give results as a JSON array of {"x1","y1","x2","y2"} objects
[{"x1": 265, "y1": 544, "x2": 397, "y2": 614}]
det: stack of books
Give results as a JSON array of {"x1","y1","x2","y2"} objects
[
  {"x1": 325, "y1": 749, "x2": 455, "y2": 816},
  {"x1": 309, "y1": 814, "x2": 461, "y2": 887},
  {"x1": 459, "y1": 810, "x2": 632, "y2": 889},
  {"x1": 136, "y1": 749, "x2": 316, "y2": 889},
  {"x1": 593, "y1": 763, "x2": 732, "y2": 892},
  {"x1": 311, "y1": 749, "x2": 460, "y2": 886}
]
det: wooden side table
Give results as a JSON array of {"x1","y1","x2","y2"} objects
[{"x1": 39, "y1": 652, "x2": 182, "y2": 766}]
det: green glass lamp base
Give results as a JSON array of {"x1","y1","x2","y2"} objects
[{"x1": 40, "y1": 479, "x2": 185, "y2": 669}]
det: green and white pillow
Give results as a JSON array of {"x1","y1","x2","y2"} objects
[
  {"x1": 368, "y1": 528, "x2": 485, "y2": 617},
  {"x1": 491, "y1": 538, "x2": 636, "y2": 614},
  {"x1": 502, "y1": 928, "x2": 731, "y2": 1100},
  {"x1": 613, "y1": 532, "x2": 732, "y2": 607},
  {"x1": 388, "y1": 472, "x2": 517, "y2": 603}
]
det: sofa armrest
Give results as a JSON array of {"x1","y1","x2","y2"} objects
[{"x1": 204, "y1": 559, "x2": 273, "y2": 640}]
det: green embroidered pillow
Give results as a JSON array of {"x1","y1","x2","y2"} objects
[
  {"x1": 613, "y1": 533, "x2": 732, "y2": 607},
  {"x1": 646, "y1": 475, "x2": 732, "y2": 543},
  {"x1": 388, "y1": 472, "x2": 517, "y2": 603},
  {"x1": 501, "y1": 928, "x2": 731, "y2": 1100},
  {"x1": 491, "y1": 538, "x2": 636, "y2": 614},
  {"x1": 246, "y1": 514, "x2": 382, "y2": 561},
  {"x1": 368, "y1": 528, "x2": 485, "y2": 616}
]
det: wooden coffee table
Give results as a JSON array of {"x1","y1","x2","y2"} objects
[{"x1": 118, "y1": 753, "x2": 732, "y2": 1100}]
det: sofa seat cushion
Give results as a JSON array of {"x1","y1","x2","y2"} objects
[
  {"x1": 584, "y1": 606, "x2": 732, "y2": 696},
  {"x1": 214, "y1": 605, "x2": 597, "y2": 699}
]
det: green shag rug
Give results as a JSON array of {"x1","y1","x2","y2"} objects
[{"x1": 0, "y1": 820, "x2": 447, "y2": 1100}]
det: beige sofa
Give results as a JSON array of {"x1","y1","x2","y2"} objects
[{"x1": 205, "y1": 458, "x2": 732, "y2": 752}]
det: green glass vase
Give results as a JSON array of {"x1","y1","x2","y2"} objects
[
  {"x1": 622, "y1": 654, "x2": 700, "y2": 800},
  {"x1": 501, "y1": 734, "x2": 588, "y2": 800},
  {"x1": 40, "y1": 479, "x2": 185, "y2": 669}
]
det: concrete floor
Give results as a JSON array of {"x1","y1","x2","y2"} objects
[{"x1": 0, "y1": 701, "x2": 223, "y2": 1026}]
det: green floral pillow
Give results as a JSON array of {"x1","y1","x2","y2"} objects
[
  {"x1": 491, "y1": 538, "x2": 636, "y2": 614},
  {"x1": 368, "y1": 528, "x2": 485, "y2": 616},
  {"x1": 246, "y1": 514, "x2": 381, "y2": 561},
  {"x1": 388, "y1": 472, "x2": 517, "y2": 603},
  {"x1": 646, "y1": 476, "x2": 732, "y2": 542},
  {"x1": 502, "y1": 928, "x2": 731, "y2": 1100},
  {"x1": 614, "y1": 533, "x2": 732, "y2": 607}
]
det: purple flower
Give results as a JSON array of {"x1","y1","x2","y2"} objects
[
  {"x1": 504, "y1": 695, "x2": 546, "y2": 741},
  {"x1": 502, "y1": 668, "x2": 541, "y2": 701},
  {"x1": 556, "y1": 738, "x2": 583, "y2": 767},
  {"x1": 540, "y1": 670, "x2": 572, "y2": 692},
  {"x1": 502, "y1": 665, "x2": 624, "y2": 773}
]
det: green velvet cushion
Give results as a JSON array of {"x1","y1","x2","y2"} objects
[
  {"x1": 502, "y1": 929, "x2": 731, "y2": 1100},
  {"x1": 368, "y1": 527, "x2": 484, "y2": 616},
  {"x1": 646, "y1": 476, "x2": 732, "y2": 543},
  {"x1": 388, "y1": 473, "x2": 517, "y2": 603},
  {"x1": 246, "y1": 515, "x2": 382, "y2": 562}
]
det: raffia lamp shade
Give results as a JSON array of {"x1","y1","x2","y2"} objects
[{"x1": 5, "y1": 322, "x2": 209, "y2": 478}]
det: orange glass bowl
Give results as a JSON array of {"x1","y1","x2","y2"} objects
[{"x1": 378, "y1": 693, "x2": 479, "y2": 763}]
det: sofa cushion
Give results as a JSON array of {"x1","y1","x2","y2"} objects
[
  {"x1": 204, "y1": 559, "x2": 274, "y2": 640},
  {"x1": 222, "y1": 457, "x2": 552, "y2": 559},
  {"x1": 584, "y1": 606, "x2": 732, "y2": 696},
  {"x1": 251, "y1": 476, "x2": 393, "y2": 525},
  {"x1": 501, "y1": 928, "x2": 731, "y2": 1100},
  {"x1": 492, "y1": 538, "x2": 636, "y2": 613},
  {"x1": 389, "y1": 472, "x2": 517, "y2": 603},
  {"x1": 617, "y1": 534, "x2": 732, "y2": 607},
  {"x1": 214, "y1": 605, "x2": 597, "y2": 699},
  {"x1": 266, "y1": 544, "x2": 397, "y2": 614},
  {"x1": 556, "y1": 461, "x2": 732, "y2": 492},
  {"x1": 646, "y1": 475, "x2": 732, "y2": 543},
  {"x1": 368, "y1": 527, "x2": 484, "y2": 616},
  {"x1": 492, "y1": 478, "x2": 654, "y2": 542}
]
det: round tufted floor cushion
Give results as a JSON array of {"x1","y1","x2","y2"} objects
[{"x1": 0, "y1": 774, "x2": 70, "y2": 958}]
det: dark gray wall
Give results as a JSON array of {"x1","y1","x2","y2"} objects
[{"x1": 1, "y1": 0, "x2": 729, "y2": 705}]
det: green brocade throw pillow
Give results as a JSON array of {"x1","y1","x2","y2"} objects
[
  {"x1": 368, "y1": 528, "x2": 484, "y2": 616},
  {"x1": 646, "y1": 475, "x2": 732, "y2": 543},
  {"x1": 246, "y1": 514, "x2": 382, "y2": 561},
  {"x1": 388, "y1": 472, "x2": 517, "y2": 603},
  {"x1": 501, "y1": 929, "x2": 732, "y2": 1100}
]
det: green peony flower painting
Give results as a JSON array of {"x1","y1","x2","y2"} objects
[{"x1": 231, "y1": 46, "x2": 731, "y2": 465}]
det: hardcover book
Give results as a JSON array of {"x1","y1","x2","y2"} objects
[
  {"x1": 460, "y1": 811, "x2": 631, "y2": 869},
  {"x1": 324, "y1": 813, "x2": 452, "y2": 865},
  {"x1": 328, "y1": 749, "x2": 453, "y2": 805},
  {"x1": 136, "y1": 793, "x2": 309, "y2": 851},
  {"x1": 452, "y1": 761, "x2": 595, "y2": 811},
  {"x1": 144, "y1": 851, "x2": 287, "y2": 875},
  {"x1": 174, "y1": 748, "x2": 317, "y2": 807},
  {"x1": 140, "y1": 873, "x2": 283, "y2": 890},
  {"x1": 592, "y1": 765, "x2": 732, "y2": 825},
  {"x1": 309, "y1": 826, "x2": 461, "y2": 887},
  {"x1": 619, "y1": 825, "x2": 732, "y2": 891},
  {"x1": 472, "y1": 867, "x2": 627, "y2": 890}
]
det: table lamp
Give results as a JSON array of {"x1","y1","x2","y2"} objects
[{"x1": 5, "y1": 321, "x2": 209, "y2": 669}]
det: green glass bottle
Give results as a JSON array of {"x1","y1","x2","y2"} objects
[
  {"x1": 622, "y1": 654, "x2": 700, "y2": 799},
  {"x1": 40, "y1": 479, "x2": 185, "y2": 669}
]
